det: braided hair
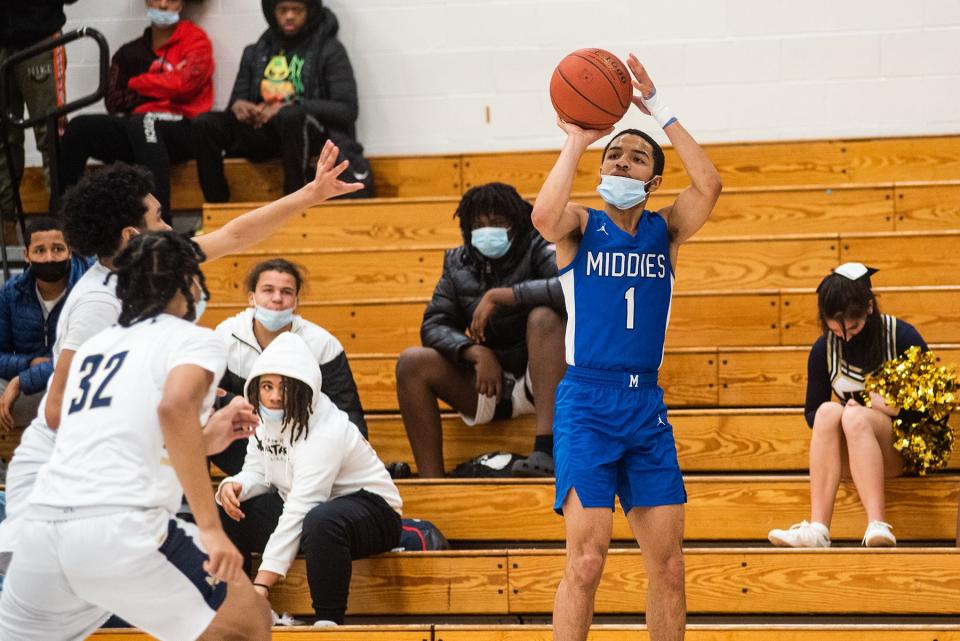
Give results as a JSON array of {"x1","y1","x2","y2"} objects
[
  {"x1": 246, "y1": 374, "x2": 314, "y2": 445},
  {"x1": 113, "y1": 231, "x2": 208, "y2": 327}
]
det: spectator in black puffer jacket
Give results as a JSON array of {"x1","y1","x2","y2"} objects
[
  {"x1": 396, "y1": 183, "x2": 567, "y2": 478},
  {"x1": 192, "y1": 0, "x2": 373, "y2": 200}
]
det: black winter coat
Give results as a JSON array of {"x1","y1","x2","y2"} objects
[
  {"x1": 231, "y1": 0, "x2": 358, "y2": 139},
  {"x1": 421, "y1": 231, "x2": 565, "y2": 375},
  {"x1": 0, "y1": 0, "x2": 77, "y2": 49}
]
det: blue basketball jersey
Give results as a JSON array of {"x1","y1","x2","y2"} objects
[{"x1": 558, "y1": 208, "x2": 674, "y2": 373}]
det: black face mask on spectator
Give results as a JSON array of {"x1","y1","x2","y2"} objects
[{"x1": 30, "y1": 259, "x2": 70, "y2": 283}]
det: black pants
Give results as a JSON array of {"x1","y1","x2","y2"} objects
[
  {"x1": 58, "y1": 113, "x2": 193, "y2": 222},
  {"x1": 192, "y1": 106, "x2": 324, "y2": 201},
  {"x1": 219, "y1": 489, "x2": 401, "y2": 623}
]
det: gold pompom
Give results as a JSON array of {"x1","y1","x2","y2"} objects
[{"x1": 864, "y1": 346, "x2": 959, "y2": 475}]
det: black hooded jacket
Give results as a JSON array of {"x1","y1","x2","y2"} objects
[
  {"x1": 230, "y1": 0, "x2": 358, "y2": 138},
  {"x1": 0, "y1": 0, "x2": 78, "y2": 48},
  {"x1": 421, "y1": 230, "x2": 566, "y2": 375}
]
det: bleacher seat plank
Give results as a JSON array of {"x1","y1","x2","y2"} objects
[
  {"x1": 203, "y1": 250, "x2": 445, "y2": 304},
  {"x1": 780, "y1": 286, "x2": 960, "y2": 345},
  {"x1": 718, "y1": 345, "x2": 960, "y2": 407},
  {"x1": 92, "y1": 627, "x2": 432, "y2": 640},
  {"x1": 895, "y1": 182, "x2": 960, "y2": 231},
  {"x1": 20, "y1": 155, "x2": 463, "y2": 214},
  {"x1": 87, "y1": 625, "x2": 960, "y2": 641},
  {"x1": 435, "y1": 625, "x2": 960, "y2": 641},
  {"x1": 847, "y1": 136, "x2": 960, "y2": 183},
  {"x1": 841, "y1": 231, "x2": 960, "y2": 287},
  {"x1": 202, "y1": 184, "x2": 897, "y2": 250},
  {"x1": 202, "y1": 301, "x2": 426, "y2": 354},
  {"x1": 202, "y1": 198, "x2": 462, "y2": 252},
  {"x1": 507, "y1": 548, "x2": 960, "y2": 615},
  {"x1": 201, "y1": 283, "x2": 959, "y2": 353},
  {"x1": 200, "y1": 231, "x2": 960, "y2": 306},
  {"x1": 369, "y1": 410, "x2": 818, "y2": 475},
  {"x1": 667, "y1": 292, "x2": 781, "y2": 346},
  {"x1": 350, "y1": 350, "x2": 717, "y2": 411},
  {"x1": 270, "y1": 551, "x2": 509, "y2": 616},
  {"x1": 395, "y1": 476, "x2": 960, "y2": 543},
  {"x1": 202, "y1": 291, "x2": 780, "y2": 351},
  {"x1": 677, "y1": 236, "x2": 839, "y2": 292},
  {"x1": 268, "y1": 548, "x2": 960, "y2": 616}
]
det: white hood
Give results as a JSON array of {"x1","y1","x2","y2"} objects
[{"x1": 243, "y1": 332, "x2": 321, "y2": 406}]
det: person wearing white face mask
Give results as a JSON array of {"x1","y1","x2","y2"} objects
[
  {"x1": 212, "y1": 258, "x2": 367, "y2": 475},
  {"x1": 396, "y1": 182, "x2": 568, "y2": 479}
]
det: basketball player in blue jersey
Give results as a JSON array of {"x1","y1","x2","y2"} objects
[{"x1": 532, "y1": 54, "x2": 722, "y2": 641}]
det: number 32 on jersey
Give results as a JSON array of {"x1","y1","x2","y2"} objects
[{"x1": 68, "y1": 351, "x2": 129, "y2": 414}]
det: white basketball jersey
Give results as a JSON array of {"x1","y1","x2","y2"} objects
[{"x1": 29, "y1": 314, "x2": 226, "y2": 516}]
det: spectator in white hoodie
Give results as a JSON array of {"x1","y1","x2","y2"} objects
[
  {"x1": 211, "y1": 258, "x2": 366, "y2": 476},
  {"x1": 215, "y1": 332, "x2": 401, "y2": 626}
]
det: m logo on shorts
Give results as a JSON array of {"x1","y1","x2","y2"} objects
[{"x1": 629, "y1": 374, "x2": 639, "y2": 387}]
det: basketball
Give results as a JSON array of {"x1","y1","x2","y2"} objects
[{"x1": 549, "y1": 48, "x2": 632, "y2": 130}]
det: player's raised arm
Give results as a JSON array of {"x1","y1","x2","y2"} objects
[
  {"x1": 195, "y1": 139, "x2": 364, "y2": 263},
  {"x1": 628, "y1": 54, "x2": 722, "y2": 244},
  {"x1": 531, "y1": 121, "x2": 612, "y2": 245}
]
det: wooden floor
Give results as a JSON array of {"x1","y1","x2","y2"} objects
[{"x1": 89, "y1": 624, "x2": 960, "y2": 640}]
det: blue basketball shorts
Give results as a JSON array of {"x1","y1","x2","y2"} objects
[{"x1": 553, "y1": 365, "x2": 686, "y2": 515}]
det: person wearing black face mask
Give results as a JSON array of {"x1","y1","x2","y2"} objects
[{"x1": 0, "y1": 218, "x2": 91, "y2": 432}]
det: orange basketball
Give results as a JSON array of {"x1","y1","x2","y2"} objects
[{"x1": 549, "y1": 48, "x2": 632, "y2": 130}]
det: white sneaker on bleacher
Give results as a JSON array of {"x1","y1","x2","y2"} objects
[
  {"x1": 767, "y1": 520, "x2": 831, "y2": 548},
  {"x1": 862, "y1": 521, "x2": 896, "y2": 547},
  {"x1": 313, "y1": 620, "x2": 338, "y2": 628}
]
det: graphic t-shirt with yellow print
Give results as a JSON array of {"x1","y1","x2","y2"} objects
[{"x1": 260, "y1": 51, "x2": 305, "y2": 103}]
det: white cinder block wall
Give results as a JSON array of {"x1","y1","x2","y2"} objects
[{"x1": 18, "y1": 0, "x2": 960, "y2": 165}]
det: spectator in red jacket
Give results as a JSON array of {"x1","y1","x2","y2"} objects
[{"x1": 57, "y1": 0, "x2": 214, "y2": 223}]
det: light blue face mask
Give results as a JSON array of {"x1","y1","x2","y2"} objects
[
  {"x1": 259, "y1": 405, "x2": 284, "y2": 424},
  {"x1": 471, "y1": 227, "x2": 512, "y2": 259},
  {"x1": 596, "y1": 175, "x2": 655, "y2": 210},
  {"x1": 191, "y1": 296, "x2": 207, "y2": 324},
  {"x1": 255, "y1": 306, "x2": 294, "y2": 332},
  {"x1": 146, "y1": 8, "x2": 180, "y2": 27}
]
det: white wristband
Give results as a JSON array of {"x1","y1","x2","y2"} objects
[{"x1": 639, "y1": 88, "x2": 677, "y2": 129}]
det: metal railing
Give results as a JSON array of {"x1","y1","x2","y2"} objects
[{"x1": 0, "y1": 27, "x2": 109, "y2": 278}]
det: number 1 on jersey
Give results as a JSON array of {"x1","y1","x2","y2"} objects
[{"x1": 624, "y1": 287, "x2": 635, "y2": 330}]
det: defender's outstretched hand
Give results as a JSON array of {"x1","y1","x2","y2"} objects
[{"x1": 303, "y1": 139, "x2": 365, "y2": 203}]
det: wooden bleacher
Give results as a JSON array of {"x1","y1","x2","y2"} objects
[
  {"x1": 90, "y1": 624, "x2": 960, "y2": 640},
  {"x1": 18, "y1": 135, "x2": 960, "y2": 637}
]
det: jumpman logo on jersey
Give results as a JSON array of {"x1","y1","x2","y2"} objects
[
  {"x1": 657, "y1": 414, "x2": 666, "y2": 427},
  {"x1": 596, "y1": 222, "x2": 608, "y2": 236}
]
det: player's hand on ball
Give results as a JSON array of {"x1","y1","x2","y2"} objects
[
  {"x1": 556, "y1": 116, "x2": 613, "y2": 146},
  {"x1": 626, "y1": 53, "x2": 655, "y2": 114},
  {"x1": 304, "y1": 139, "x2": 364, "y2": 202},
  {"x1": 219, "y1": 482, "x2": 245, "y2": 521},
  {"x1": 200, "y1": 528, "x2": 245, "y2": 584}
]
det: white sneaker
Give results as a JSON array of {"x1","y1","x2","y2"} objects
[
  {"x1": 768, "y1": 520, "x2": 831, "y2": 548},
  {"x1": 313, "y1": 620, "x2": 338, "y2": 628},
  {"x1": 862, "y1": 521, "x2": 896, "y2": 547}
]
